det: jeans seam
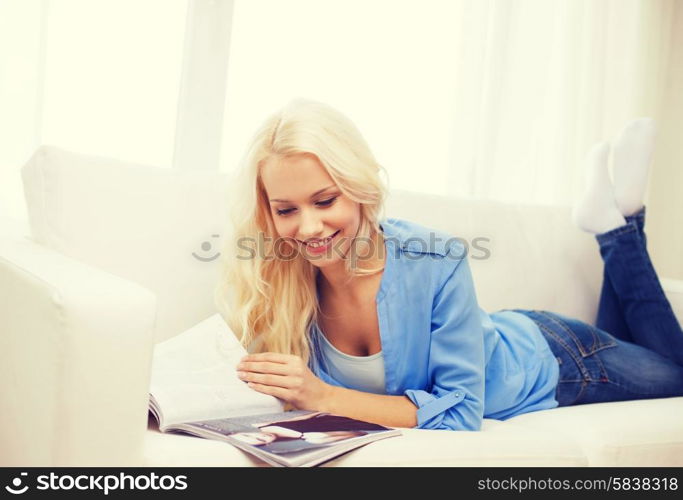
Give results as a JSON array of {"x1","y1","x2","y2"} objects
[
  {"x1": 595, "y1": 222, "x2": 638, "y2": 245},
  {"x1": 584, "y1": 325, "x2": 616, "y2": 381},
  {"x1": 586, "y1": 324, "x2": 618, "y2": 352},
  {"x1": 624, "y1": 206, "x2": 646, "y2": 226},
  {"x1": 532, "y1": 317, "x2": 595, "y2": 406},
  {"x1": 538, "y1": 310, "x2": 617, "y2": 355},
  {"x1": 537, "y1": 311, "x2": 587, "y2": 356},
  {"x1": 536, "y1": 321, "x2": 589, "y2": 381},
  {"x1": 557, "y1": 380, "x2": 588, "y2": 406},
  {"x1": 537, "y1": 312, "x2": 616, "y2": 382},
  {"x1": 574, "y1": 380, "x2": 589, "y2": 405}
]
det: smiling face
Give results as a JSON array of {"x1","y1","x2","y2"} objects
[{"x1": 260, "y1": 153, "x2": 361, "y2": 269}]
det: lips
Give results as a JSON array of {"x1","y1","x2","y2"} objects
[{"x1": 302, "y1": 230, "x2": 340, "y2": 249}]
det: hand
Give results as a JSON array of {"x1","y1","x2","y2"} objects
[{"x1": 236, "y1": 352, "x2": 331, "y2": 411}]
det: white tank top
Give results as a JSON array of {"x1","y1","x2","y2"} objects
[{"x1": 317, "y1": 326, "x2": 386, "y2": 395}]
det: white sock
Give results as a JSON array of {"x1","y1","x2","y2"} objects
[
  {"x1": 572, "y1": 141, "x2": 626, "y2": 234},
  {"x1": 612, "y1": 117, "x2": 656, "y2": 216}
]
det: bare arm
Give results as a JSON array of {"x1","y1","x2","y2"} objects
[
  {"x1": 319, "y1": 385, "x2": 418, "y2": 429},
  {"x1": 236, "y1": 352, "x2": 417, "y2": 428}
]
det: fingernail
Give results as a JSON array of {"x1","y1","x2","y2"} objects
[{"x1": 236, "y1": 371, "x2": 245, "y2": 378}]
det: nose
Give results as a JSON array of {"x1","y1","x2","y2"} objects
[{"x1": 298, "y1": 208, "x2": 324, "y2": 240}]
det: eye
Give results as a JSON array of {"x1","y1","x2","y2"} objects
[
  {"x1": 275, "y1": 208, "x2": 295, "y2": 216},
  {"x1": 274, "y1": 196, "x2": 337, "y2": 217},
  {"x1": 316, "y1": 196, "x2": 337, "y2": 207}
]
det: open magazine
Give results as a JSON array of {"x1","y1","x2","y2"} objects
[{"x1": 148, "y1": 314, "x2": 401, "y2": 467}]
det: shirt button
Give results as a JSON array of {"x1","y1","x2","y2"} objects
[{"x1": 455, "y1": 392, "x2": 462, "y2": 398}]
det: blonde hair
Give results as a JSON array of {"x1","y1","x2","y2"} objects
[{"x1": 215, "y1": 98, "x2": 389, "y2": 366}]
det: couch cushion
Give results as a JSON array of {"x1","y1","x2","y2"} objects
[
  {"x1": 506, "y1": 397, "x2": 683, "y2": 466},
  {"x1": 142, "y1": 417, "x2": 587, "y2": 467},
  {"x1": 22, "y1": 146, "x2": 231, "y2": 341}
]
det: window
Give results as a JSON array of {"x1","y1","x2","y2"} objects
[{"x1": 220, "y1": 0, "x2": 462, "y2": 196}]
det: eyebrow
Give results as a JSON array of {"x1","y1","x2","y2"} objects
[{"x1": 269, "y1": 185, "x2": 337, "y2": 203}]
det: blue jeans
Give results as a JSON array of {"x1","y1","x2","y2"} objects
[{"x1": 514, "y1": 207, "x2": 683, "y2": 407}]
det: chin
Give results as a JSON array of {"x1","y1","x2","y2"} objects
[{"x1": 306, "y1": 256, "x2": 344, "y2": 269}]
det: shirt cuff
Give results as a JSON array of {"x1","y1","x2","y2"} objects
[{"x1": 404, "y1": 388, "x2": 466, "y2": 429}]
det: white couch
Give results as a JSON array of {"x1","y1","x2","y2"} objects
[{"x1": 2, "y1": 145, "x2": 682, "y2": 467}]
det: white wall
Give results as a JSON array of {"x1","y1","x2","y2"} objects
[
  {"x1": 648, "y1": 1, "x2": 683, "y2": 280},
  {"x1": 0, "y1": 0, "x2": 44, "y2": 222}
]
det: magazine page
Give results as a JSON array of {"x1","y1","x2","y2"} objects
[
  {"x1": 149, "y1": 314, "x2": 284, "y2": 429},
  {"x1": 175, "y1": 410, "x2": 402, "y2": 467}
]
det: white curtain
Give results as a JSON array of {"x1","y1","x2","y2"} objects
[
  {"x1": 220, "y1": 0, "x2": 681, "y2": 277},
  {"x1": 221, "y1": 0, "x2": 674, "y2": 204},
  {"x1": 447, "y1": 0, "x2": 675, "y2": 206},
  {"x1": 1, "y1": 0, "x2": 680, "y2": 275},
  {"x1": 0, "y1": 0, "x2": 187, "y2": 223}
]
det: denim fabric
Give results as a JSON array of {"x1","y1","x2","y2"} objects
[
  {"x1": 514, "y1": 207, "x2": 683, "y2": 407},
  {"x1": 592, "y1": 210, "x2": 646, "y2": 344}
]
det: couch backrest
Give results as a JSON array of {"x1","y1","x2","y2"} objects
[
  {"x1": 385, "y1": 192, "x2": 602, "y2": 323},
  {"x1": 22, "y1": 146, "x2": 231, "y2": 342},
  {"x1": 22, "y1": 146, "x2": 602, "y2": 341}
]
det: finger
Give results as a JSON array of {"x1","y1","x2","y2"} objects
[
  {"x1": 247, "y1": 381, "x2": 289, "y2": 400},
  {"x1": 238, "y1": 371, "x2": 299, "y2": 389},
  {"x1": 241, "y1": 352, "x2": 293, "y2": 364},
  {"x1": 238, "y1": 361, "x2": 294, "y2": 376}
]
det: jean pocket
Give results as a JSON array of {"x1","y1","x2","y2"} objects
[{"x1": 535, "y1": 311, "x2": 617, "y2": 358}]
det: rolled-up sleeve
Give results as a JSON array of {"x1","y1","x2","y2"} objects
[{"x1": 403, "y1": 255, "x2": 485, "y2": 431}]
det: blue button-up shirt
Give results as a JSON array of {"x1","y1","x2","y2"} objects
[{"x1": 309, "y1": 217, "x2": 559, "y2": 431}]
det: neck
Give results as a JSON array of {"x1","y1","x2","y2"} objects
[{"x1": 317, "y1": 229, "x2": 385, "y2": 300}]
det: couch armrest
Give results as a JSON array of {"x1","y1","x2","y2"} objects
[
  {"x1": 661, "y1": 278, "x2": 683, "y2": 326},
  {"x1": 0, "y1": 236, "x2": 157, "y2": 466}
]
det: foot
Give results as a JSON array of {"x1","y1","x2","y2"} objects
[
  {"x1": 612, "y1": 118, "x2": 656, "y2": 216},
  {"x1": 572, "y1": 141, "x2": 626, "y2": 234}
]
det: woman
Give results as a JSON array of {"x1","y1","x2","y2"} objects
[{"x1": 216, "y1": 98, "x2": 683, "y2": 431}]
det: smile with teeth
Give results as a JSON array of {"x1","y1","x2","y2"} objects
[{"x1": 304, "y1": 230, "x2": 340, "y2": 248}]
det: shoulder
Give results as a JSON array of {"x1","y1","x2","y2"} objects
[{"x1": 379, "y1": 217, "x2": 466, "y2": 259}]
